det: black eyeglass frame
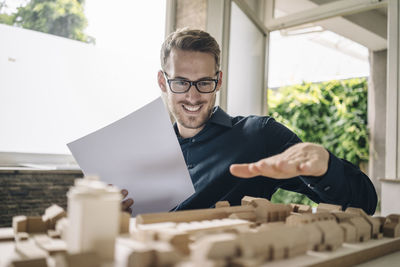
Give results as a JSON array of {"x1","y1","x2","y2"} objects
[{"x1": 163, "y1": 71, "x2": 220, "y2": 94}]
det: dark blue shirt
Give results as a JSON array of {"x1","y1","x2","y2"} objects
[{"x1": 174, "y1": 106, "x2": 377, "y2": 215}]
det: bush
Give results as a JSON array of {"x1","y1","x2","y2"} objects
[{"x1": 268, "y1": 78, "x2": 368, "y2": 205}]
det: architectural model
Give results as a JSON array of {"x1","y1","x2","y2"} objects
[{"x1": 3, "y1": 178, "x2": 400, "y2": 267}]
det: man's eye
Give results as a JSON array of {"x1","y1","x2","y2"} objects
[
  {"x1": 198, "y1": 81, "x2": 213, "y2": 87},
  {"x1": 174, "y1": 80, "x2": 188, "y2": 86}
]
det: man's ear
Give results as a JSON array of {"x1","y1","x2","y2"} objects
[
  {"x1": 216, "y1": 71, "x2": 223, "y2": 92},
  {"x1": 158, "y1": 70, "x2": 167, "y2": 93}
]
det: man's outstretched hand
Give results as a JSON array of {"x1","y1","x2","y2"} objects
[
  {"x1": 121, "y1": 189, "x2": 134, "y2": 214},
  {"x1": 230, "y1": 143, "x2": 329, "y2": 179}
]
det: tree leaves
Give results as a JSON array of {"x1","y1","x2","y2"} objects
[
  {"x1": 1, "y1": 0, "x2": 93, "y2": 43},
  {"x1": 269, "y1": 78, "x2": 368, "y2": 205}
]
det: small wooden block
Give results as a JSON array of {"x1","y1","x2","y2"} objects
[
  {"x1": 13, "y1": 216, "x2": 27, "y2": 234},
  {"x1": 26, "y1": 217, "x2": 47, "y2": 233},
  {"x1": 339, "y1": 222, "x2": 357, "y2": 243},
  {"x1": 193, "y1": 233, "x2": 238, "y2": 261},
  {"x1": 345, "y1": 207, "x2": 380, "y2": 239},
  {"x1": 315, "y1": 220, "x2": 343, "y2": 251},
  {"x1": 15, "y1": 241, "x2": 48, "y2": 259},
  {"x1": 383, "y1": 214, "x2": 400, "y2": 238},
  {"x1": 9, "y1": 258, "x2": 48, "y2": 267},
  {"x1": 34, "y1": 235, "x2": 67, "y2": 255},
  {"x1": 127, "y1": 249, "x2": 155, "y2": 267},
  {"x1": 0, "y1": 227, "x2": 14, "y2": 242},
  {"x1": 15, "y1": 232, "x2": 29, "y2": 241},
  {"x1": 317, "y1": 203, "x2": 342, "y2": 213},
  {"x1": 290, "y1": 203, "x2": 312, "y2": 213},
  {"x1": 65, "y1": 251, "x2": 100, "y2": 267},
  {"x1": 299, "y1": 223, "x2": 323, "y2": 250},
  {"x1": 47, "y1": 230, "x2": 61, "y2": 239},
  {"x1": 228, "y1": 212, "x2": 257, "y2": 222},
  {"x1": 120, "y1": 212, "x2": 131, "y2": 234},
  {"x1": 348, "y1": 217, "x2": 371, "y2": 242},
  {"x1": 215, "y1": 201, "x2": 230, "y2": 208},
  {"x1": 42, "y1": 205, "x2": 66, "y2": 230},
  {"x1": 241, "y1": 196, "x2": 258, "y2": 206},
  {"x1": 158, "y1": 231, "x2": 190, "y2": 255},
  {"x1": 331, "y1": 211, "x2": 358, "y2": 223}
]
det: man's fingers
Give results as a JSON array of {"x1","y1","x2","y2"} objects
[
  {"x1": 122, "y1": 198, "x2": 134, "y2": 211},
  {"x1": 230, "y1": 164, "x2": 260, "y2": 178},
  {"x1": 121, "y1": 189, "x2": 128, "y2": 198}
]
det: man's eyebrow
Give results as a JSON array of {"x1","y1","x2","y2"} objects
[{"x1": 172, "y1": 75, "x2": 215, "y2": 80}]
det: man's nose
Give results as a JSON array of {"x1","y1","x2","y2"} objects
[{"x1": 185, "y1": 84, "x2": 201, "y2": 99}]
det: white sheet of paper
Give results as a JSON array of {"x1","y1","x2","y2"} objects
[{"x1": 67, "y1": 97, "x2": 194, "y2": 216}]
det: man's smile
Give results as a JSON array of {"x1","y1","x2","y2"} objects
[{"x1": 182, "y1": 104, "x2": 203, "y2": 113}]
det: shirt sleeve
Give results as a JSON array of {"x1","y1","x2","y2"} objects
[{"x1": 263, "y1": 117, "x2": 378, "y2": 215}]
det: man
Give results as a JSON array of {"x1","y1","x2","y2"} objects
[{"x1": 122, "y1": 28, "x2": 377, "y2": 215}]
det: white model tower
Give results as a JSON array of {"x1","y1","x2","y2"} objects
[{"x1": 67, "y1": 176, "x2": 121, "y2": 260}]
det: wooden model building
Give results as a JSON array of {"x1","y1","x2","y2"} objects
[{"x1": 2, "y1": 178, "x2": 400, "y2": 267}]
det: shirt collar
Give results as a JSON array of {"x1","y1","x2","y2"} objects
[
  {"x1": 173, "y1": 106, "x2": 232, "y2": 139},
  {"x1": 209, "y1": 106, "x2": 233, "y2": 128}
]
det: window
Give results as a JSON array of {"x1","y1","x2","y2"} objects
[{"x1": 0, "y1": 1, "x2": 165, "y2": 166}]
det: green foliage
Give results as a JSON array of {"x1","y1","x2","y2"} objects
[
  {"x1": 1, "y1": 0, "x2": 93, "y2": 43},
  {"x1": 269, "y1": 78, "x2": 369, "y2": 206}
]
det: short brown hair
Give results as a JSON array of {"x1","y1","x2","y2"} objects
[{"x1": 160, "y1": 28, "x2": 221, "y2": 72}]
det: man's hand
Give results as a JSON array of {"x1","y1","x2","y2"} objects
[
  {"x1": 121, "y1": 189, "x2": 134, "y2": 214},
  {"x1": 230, "y1": 143, "x2": 329, "y2": 179}
]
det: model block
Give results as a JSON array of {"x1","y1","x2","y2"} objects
[
  {"x1": 157, "y1": 230, "x2": 190, "y2": 255},
  {"x1": 339, "y1": 222, "x2": 357, "y2": 243},
  {"x1": 55, "y1": 218, "x2": 69, "y2": 241},
  {"x1": 192, "y1": 233, "x2": 238, "y2": 261},
  {"x1": 246, "y1": 198, "x2": 291, "y2": 223},
  {"x1": 383, "y1": 214, "x2": 400, "y2": 237},
  {"x1": 136, "y1": 205, "x2": 254, "y2": 225},
  {"x1": 26, "y1": 217, "x2": 47, "y2": 234},
  {"x1": 228, "y1": 211, "x2": 257, "y2": 222},
  {"x1": 331, "y1": 211, "x2": 358, "y2": 223},
  {"x1": 314, "y1": 221, "x2": 344, "y2": 251},
  {"x1": 348, "y1": 217, "x2": 371, "y2": 242},
  {"x1": 64, "y1": 251, "x2": 100, "y2": 267},
  {"x1": 127, "y1": 249, "x2": 154, "y2": 267},
  {"x1": 286, "y1": 212, "x2": 335, "y2": 225},
  {"x1": 241, "y1": 196, "x2": 258, "y2": 206},
  {"x1": 230, "y1": 257, "x2": 265, "y2": 267},
  {"x1": 47, "y1": 230, "x2": 60, "y2": 239},
  {"x1": 215, "y1": 201, "x2": 230, "y2": 208},
  {"x1": 238, "y1": 225, "x2": 308, "y2": 261},
  {"x1": 67, "y1": 177, "x2": 122, "y2": 261},
  {"x1": 9, "y1": 258, "x2": 48, "y2": 267},
  {"x1": 372, "y1": 216, "x2": 386, "y2": 233},
  {"x1": 33, "y1": 235, "x2": 67, "y2": 255},
  {"x1": 13, "y1": 216, "x2": 27, "y2": 234},
  {"x1": 15, "y1": 241, "x2": 48, "y2": 259},
  {"x1": 15, "y1": 232, "x2": 29, "y2": 241},
  {"x1": 42, "y1": 205, "x2": 66, "y2": 230},
  {"x1": 290, "y1": 203, "x2": 312, "y2": 213},
  {"x1": 345, "y1": 207, "x2": 381, "y2": 238},
  {"x1": 0, "y1": 228, "x2": 15, "y2": 242},
  {"x1": 317, "y1": 203, "x2": 342, "y2": 213},
  {"x1": 299, "y1": 223, "x2": 323, "y2": 250},
  {"x1": 152, "y1": 243, "x2": 183, "y2": 266},
  {"x1": 120, "y1": 212, "x2": 131, "y2": 234}
]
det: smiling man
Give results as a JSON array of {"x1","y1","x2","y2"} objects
[{"x1": 124, "y1": 28, "x2": 377, "y2": 215}]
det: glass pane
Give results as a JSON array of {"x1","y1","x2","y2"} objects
[
  {"x1": 0, "y1": 0, "x2": 165, "y2": 155},
  {"x1": 227, "y1": 1, "x2": 265, "y2": 116}
]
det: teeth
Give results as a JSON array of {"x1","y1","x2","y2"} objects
[{"x1": 183, "y1": 104, "x2": 201, "y2": 112}]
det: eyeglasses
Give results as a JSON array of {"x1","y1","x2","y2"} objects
[{"x1": 163, "y1": 71, "x2": 220, "y2": 94}]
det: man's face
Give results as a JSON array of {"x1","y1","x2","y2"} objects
[{"x1": 158, "y1": 49, "x2": 222, "y2": 136}]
